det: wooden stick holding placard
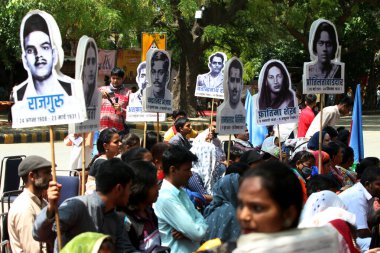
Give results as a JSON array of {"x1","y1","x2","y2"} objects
[
  {"x1": 49, "y1": 126, "x2": 62, "y2": 250},
  {"x1": 143, "y1": 122, "x2": 147, "y2": 148},
  {"x1": 277, "y1": 125, "x2": 282, "y2": 162},
  {"x1": 227, "y1": 134, "x2": 232, "y2": 167},
  {"x1": 156, "y1": 113, "x2": 160, "y2": 143},
  {"x1": 210, "y1": 98, "x2": 215, "y2": 125},
  {"x1": 318, "y1": 95, "x2": 324, "y2": 174},
  {"x1": 81, "y1": 133, "x2": 86, "y2": 195}
]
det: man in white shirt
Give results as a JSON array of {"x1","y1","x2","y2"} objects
[
  {"x1": 339, "y1": 166, "x2": 380, "y2": 252},
  {"x1": 8, "y1": 156, "x2": 53, "y2": 253},
  {"x1": 306, "y1": 96, "x2": 353, "y2": 138}
]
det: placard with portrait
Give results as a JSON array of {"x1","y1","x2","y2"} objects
[
  {"x1": 11, "y1": 10, "x2": 86, "y2": 128},
  {"x1": 142, "y1": 49, "x2": 173, "y2": 114},
  {"x1": 216, "y1": 57, "x2": 246, "y2": 135},
  {"x1": 303, "y1": 19, "x2": 345, "y2": 94},
  {"x1": 256, "y1": 60, "x2": 298, "y2": 126},
  {"x1": 195, "y1": 52, "x2": 227, "y2": 99}
]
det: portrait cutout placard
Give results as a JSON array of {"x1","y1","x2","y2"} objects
[
  {"x1": 69, "y1": 36, "x2": 101, "y2": 134},
  {"x1": 195, "y1": 52, "x2": 227, "y2": 99},
  {"x1": 126, "y1": 61, "x2": 165, "y2": 122},
  {"x1": 142, "y1": 49, "x2": 173, "y2": 114},
  {"x1": 216, "y1": 57, "x2": 246, "y2": 135},
  {"x1": 303, "y1": 19, "x2": 345, "y2": 94},
  {"x1": 12, "y1": 10, "x2": 86, "y2": 128},
  {"x1": 256, "y1": 60, "x2": 298, "y2": 126}
]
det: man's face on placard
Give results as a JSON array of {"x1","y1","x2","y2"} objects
[
  {"x1": 209, "y1": 56, "x2": 223, "y2": 75},
  {"x1": 138, "y1": 66, "x2": 147, "y2": 90},
  {"x1": 83, "y1": 46, "x2": 97, "y2": 95},
  {"x1": 152, "y1": 60, "x2": 167, "y2": 95},
  {"x1": 24, "y1": 31, "x2": 55, "y2": 81},
  {"x1": 228, "y1": 66, "x2": 242, "y2": 107}
]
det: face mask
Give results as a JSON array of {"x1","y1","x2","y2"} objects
[{"x1": 301, "y1": 166, "x2": 312, "y2": 177}]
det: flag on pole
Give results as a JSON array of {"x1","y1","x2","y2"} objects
[
  {"x1": 349, "y1": 84, "x2": 364, "y2": 162},
  {"x1": 245, "y1": 91, "x2": 268, "y2": 147}
]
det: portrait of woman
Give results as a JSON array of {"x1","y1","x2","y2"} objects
[
  {"x1": 308, "y1": 21, "x2": 341, "y2": 79},
  {"x1": 258, "y1": 60, "x2": 295, "y2": 110},
  {"x1": 82, "y1": 40, "x2": 98, "y2": 108}
]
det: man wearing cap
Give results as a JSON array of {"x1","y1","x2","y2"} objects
[{"x1": 8, "y1": 155, "x2": 53, "y2": 253}]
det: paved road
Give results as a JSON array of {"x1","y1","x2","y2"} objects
[{"x1": 1, "y1": 114, "x2": 379, "y2": 171}]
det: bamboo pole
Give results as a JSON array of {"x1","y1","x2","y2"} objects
[
  {"x1": 277, "y1": 125, "x2": 282, "y2": 162},
  {"x1": 227, "y1": 134, "x2": 232, "y2": 167},
  {"x1": 318, "y1": 95, "x2": 324, "y2": 174},
  {"x1": 156, "y1": 113, "x2": 160, "y2": 143},
  {"x1": 143, "y1": 121, "x2": 147, "y2": 148},
  {"x1": 49, "y1": 126, "x2": 62, "y2": 250},
  {"x1": 81, "y1": 133, "x2": 86, "y2": 195}
]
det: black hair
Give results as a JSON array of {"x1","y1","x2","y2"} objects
[
  {"x1": 241, "y1": 161, "x2": 303, "y2": 228},
  {"x1": 174, "y1": 117, "x2": 190, "y2": 132},
  {"x1": 337, "y1": 128, "x2": 350, "y2": 146},
  {"x1": 121, "y1": 133, "x2": 140, "y2": 149},
  {"x1": 323, "y1": 126, "x2": 338, "y2": 139},
  {"x1": 172, "y1": 110, "x2": 187, "y2": 120},
  {"x1": 128, "y1": 160, "x2": 157, "y2": 208},
  {"x1": 306, "y1": 175, "x2": 336, "y2": 197},
  {"x1": 110, "y1": 67, "x2": 125, "y2": 78},
  {"x1": 288, "y1": 151, "x2": 315, "y2": 168},
  {"x1": 229, "y1": 59, "x2": 243, "y2": 78},
  {"x1": 209, "y1": 53, "x2": 225, "y2": 64},
  {"x1": 23, "y1": 13, "x2": 50, "y2": 43},
  {"x1": 151, "y1": 51, "x2": 169, "y2": 72},
  {"x1": 121, "y1": 147, "x2": 151, "y2": 164},
  {"x1": 258, "y1": 61, "x2": 294, "y2": 110},
  {"x1": 339, "y1": 96, "x2": 354, "y2": 107},
  {"x1": 145, "y1": 131, "x2": 163, "y2": 151},
  {"x1": 97, "y1": 128, "x2": 118, "y2": 154},
  {"x1": 324, "y1": 142, "x2": 341, "y2": 161},
  {"x1": 356, "y1": 157, "x2": 380, "y2": 179},
  {"x1": 151, "y1": 142, "x2": 170, "y2": 164},
  {"x1": 95, "y1": 158, "x2": 134, "y2": 194},
  {"x1": 162, "y1": 145, "x2": 198, "y2": 175},
  {"x1": 137, "y1": 62, "x2": 146, "y2": 76},
  {"x1": 304, "y1": 94, "x2": 317, "y2": 105},
  {"x1": 342, "y1": 146, "x2": 354, "y2": 165},
  {"x1": 361, "y1": 166, "x2": 380, "y2": 185},
  {"x1": 229, "y1": 146, "x2": 245, "y2": 161},
  {"x1": 225, "y1": 162, "x2": 249, "y2": 176},
  {"x1": 312, "y1": 22, "x2": 338, "y2": 59}
]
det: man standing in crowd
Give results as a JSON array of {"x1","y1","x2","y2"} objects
[
  {"x1": 233, "y1": 128, "x2": 255, "y2": 152},
  {"x1": 8, "y1": 156, "x2": 53, "y2": 253},
  {"x1": 154, "y1": 146, "x2": 207, "y2": 253},
  {"x1": 306, "y1": 96, "x2": 353, "y2": 138},
  {"x1": 298, "y1": 94, "x2": 317, "y2": 137},
  {"x1": 99, "y1": 67, "x2": 130, "y2": 132},
  {"x1": 15, "y1": 13, "x2": 73, "y2": 102},
  {"x1": 339, "y1": 166, "x2": 380, "y2": 252},
  {"x1": 169, "y1": 117, "x2": 193, "y2": 150},
  {"x1": 197, "y1": 52, "x2": 225, "y2": 89},
  {"x1": 33, "y1": 159, "x2": 137, "y2": 252},
  {"x1": 164, "y1": 110, "x2": 198, "y2": 142}
]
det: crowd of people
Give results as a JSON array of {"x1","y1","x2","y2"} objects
[{"x1": 4, "y1": 67, "x2": 380, "y2": 253}]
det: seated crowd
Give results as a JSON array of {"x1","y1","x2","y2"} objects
[{"x1": 6, "y1": 104, "x2": 380, "y2": 253}]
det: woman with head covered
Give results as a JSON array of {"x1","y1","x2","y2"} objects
[{"x1": 258, "y1": 61, "x2": 295, "y2": 111}]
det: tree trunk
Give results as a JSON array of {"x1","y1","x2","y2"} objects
[{"x1": 367, "y1": 53, "x2": 379, "y2": 110}]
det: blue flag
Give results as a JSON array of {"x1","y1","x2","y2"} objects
[
  {"x1": 349, "y1": 84, "x2": 364, "y2": 162},
  {"x1": 245, "y1": 91, "x2": 267, "y2": 147}
]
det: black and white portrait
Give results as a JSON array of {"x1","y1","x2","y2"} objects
[
  {"x1": 82, "y1": 39, "x2": 98, "y2": 109},
  {"x1": 258, "y1": 60, "x2": 295, "y2": 110},
  {"x1": 216, "y1": 57, "x2": 246, "y2": 135},
  {"x1": 303, "y1": 19, "x2": 345, "y2": 94},
  {"x1": 195, "y1": 52, "x2": 227, "y2": 99},
  {"x1": 12, "y1": 10, "x2": 86, "y2": 128},
  {"x1": 143, "y1": 49, "x2": 172, "y2": 113},
  {"x1": 256, "y1": 60, "x2": 298, "y2": 126},
  {"x1": 129, "y1": 61, "x2": 147, "y2": 106}
]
